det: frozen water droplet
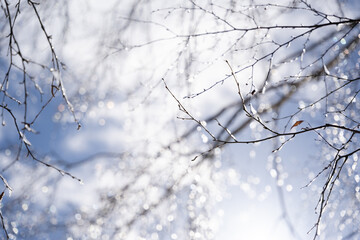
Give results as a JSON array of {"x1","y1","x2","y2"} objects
[
  {"x1": 200, "y1": 121, "x2": 207, "y2": 127},
  {"x1": 250, "y1": 104, "x2": 257, "y2": 114},
  {"x1": 262, "y1": 81, "x2": 268, "y2": 94},
  {"x1": 300, "y1": 48, "x2": 306, "y2": 62},
  {"x1": 262, "y1": 86, "x2": 266, "y2": 94},
  {"x1": 323, "y1": 64, "x2": 330, "y2": 75},
  {"x1": 201, "y1": 134, "x2": 208, "y2": 143},
  {"x1": 270, "y1": 169, "x2": 277, "y2": 178},
  {"x1": 20, "y1": 133, "x2": 31, "y2": 146}
]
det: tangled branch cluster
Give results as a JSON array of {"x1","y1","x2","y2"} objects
[{"x1": 0, "y1": 0, "x2": 359, "y2": 239}]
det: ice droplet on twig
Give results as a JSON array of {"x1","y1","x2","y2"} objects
[
  {"x1": 262, "y1": 81, "x2": 268, "y2": 94},
  {"x1": 250, "y1": 103, "x2": 257, "y2": 115},
  {"x1": 20, "y1": 132, "x2": 31, "y2": 146},
  {"x1": 300, "y1": 48, "x2": 306, "y2": 62},
  {"x1": 323, "y1": 64, "x2": 330, "y2": 75}
]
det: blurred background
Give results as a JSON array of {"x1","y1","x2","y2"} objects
[{"x1": 0, "y1": 0, "x2": 359, "y2": 239}]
